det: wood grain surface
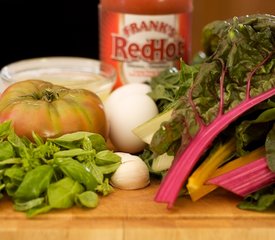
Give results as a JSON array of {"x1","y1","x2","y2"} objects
[{"x1": 0, "y1": 179, "x2": 274, "y2": 240}]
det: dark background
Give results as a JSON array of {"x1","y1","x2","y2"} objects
[
  {"x1": 0, "y1": 0, "x2": 100, "y2": 68},
  {"x1": 0, "y1": 0, "x2": 274, "y2": 69}
]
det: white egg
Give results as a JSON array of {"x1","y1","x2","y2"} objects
[
  {"x1": 110, "y1": 83, "x2": 152, "y2": 96},
  {"x1": 104, "y1": 83, "x2": 151, "y2": 117},
  {"x1": 104, "y1": 84, "x2": 158, "y2": 153}
]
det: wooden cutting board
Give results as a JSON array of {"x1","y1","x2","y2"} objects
[{"x1": 0, "y1": 179, "x2": 274, "y2": 240}]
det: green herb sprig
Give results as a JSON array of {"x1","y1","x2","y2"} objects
[{"x1": 0, "y1": 121, "x2": 121, "y2": 217}]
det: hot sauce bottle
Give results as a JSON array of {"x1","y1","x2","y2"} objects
[{"x1": 99, "y1": 0, "x2": 193, "y2": 88}]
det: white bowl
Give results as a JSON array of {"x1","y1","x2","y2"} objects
[{"x1": 0, "y1": 57, "x2": 116, "y2": 100}]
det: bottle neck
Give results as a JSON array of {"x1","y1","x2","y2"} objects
[{"x1": 100, "y1": 0, "x2": 193, "y2": 14}]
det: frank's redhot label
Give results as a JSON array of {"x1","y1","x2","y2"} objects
[{"x1": 99, "y1": 9, "x2": 191, "y2": 88}]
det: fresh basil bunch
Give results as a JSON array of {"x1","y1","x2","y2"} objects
[{"x1": 0, "y1": 121, "x2": 121, "y2": 217}]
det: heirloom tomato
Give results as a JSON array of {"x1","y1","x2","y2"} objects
[{"x1": 0, "y1": 80, "x2": 108, "y2": 140}]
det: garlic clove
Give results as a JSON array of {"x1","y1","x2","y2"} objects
[{"x1": 110, "y1": 152, "x2": 150, "y2": 190}]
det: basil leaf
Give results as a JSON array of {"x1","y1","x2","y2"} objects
[
  {"x1": 95, "y1": 179, "x2": 114, "y2": 196},
  {"x1": 14, "y1": 165, "x2": 54, "y2": 201},
  {"x1": 0, "y1": 158, "x2": 21, "y2": 166},
  {"x1": 14, "y1": 197, "x2": 45, "y2": 211},
  {"x1": 26, "y1": 205, "x2": 52, "y2": 218},
  {"x1": 75, "y1": 191, "x2": 98, "y2": 208},
  {"x1": 0, "y1": 120, "x2": 12, "y2": 140},
  {"x1": 54, "y1": 148, "x2": 95, "y2": 159},
  {"x1": 7, "y1": 129, "x2": 27, "y2": 149},
  {"x1": 85, "y1": 162, "x2": 103, "y2": 184},
  {"x1": 95, "y1": 150, "x2": 121, "y2": 165},
  {"x1": 0, "y1": 141, "x2": 15, "y2": 161},
  {"x1": 4, "y1": 167, "x2": 25, "y2": 184},
  {"x1": 49, "y1": 132, "x2": 107, "y2": 152},
  {"x1": 47, "y1": 177, "x2": 84, "y2": 209},
  {"x1": 98, "y1": 162, "x2": 121, "y2": 175},
  {"x1": 3, "y1": 167, "x2": 25, "y2": 197},
  {"x1": 55, "y1": 157, "x2": 99, "y2": 191}
]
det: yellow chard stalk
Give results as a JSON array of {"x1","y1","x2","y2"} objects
[
  {"x1": 187, "y1": 141, "x2": 266, "y2": 201},
  {"x1": 187, "y1": 138, "x2": 236, "y2": 201}
]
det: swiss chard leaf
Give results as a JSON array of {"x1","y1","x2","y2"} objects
[
  {"x1": 238, "y1": 184, "x2": 275, "y2": 211},
  {"x1": 148, "y1": 63, "x2": 200, "y2": 112},
  {"x1": 235, "y1": 106, "x2": 275, "y2": 155},
  {"x1": 152, "y1": 14, "x2": 275, "y2": 207},
  {"x1": 265, "y1": 124, "x2": 275, "y2": 172}
]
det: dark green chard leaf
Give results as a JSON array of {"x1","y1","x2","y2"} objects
[
  {"x1": 176, "y1": 62, "x2": 199, "y2": 99},
  {"x1": 149, "y1": 67, "x2": 180, "y2": 112},
  {"x1": 152, "y1": 14, "x2": 275, "y2": 207},
  {"x1": 202, "y1": 14, "x2": 275, "y2": 57},
  {"x1": 75, "y1": 191, "x2": 99, "y2": 208},
  {"x1": 150, "y1": 113, "x2": 186, "y2": 155},
  {"x1": 55, "y1": 157, "x2": 99, "y2": 191},
  {"x1": 235, "y1": 106, "x2": 275, "y2": 155},
  {"x1": 238, "y1": 184, "x2": 275, "y2": 211},
  {"x1": 265, "y1": 124, "x2": 275, "y2": 172},
  {"x1": 148, "y1": 63, "x2": 199, "y2": 112},
  {"x1": 14, "y1": 165, "x2": 54, "y2": 201}
]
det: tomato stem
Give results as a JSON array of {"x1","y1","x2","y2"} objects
[{"x1": 42, "y1": 89, "x2": 59, "y2": 102}]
